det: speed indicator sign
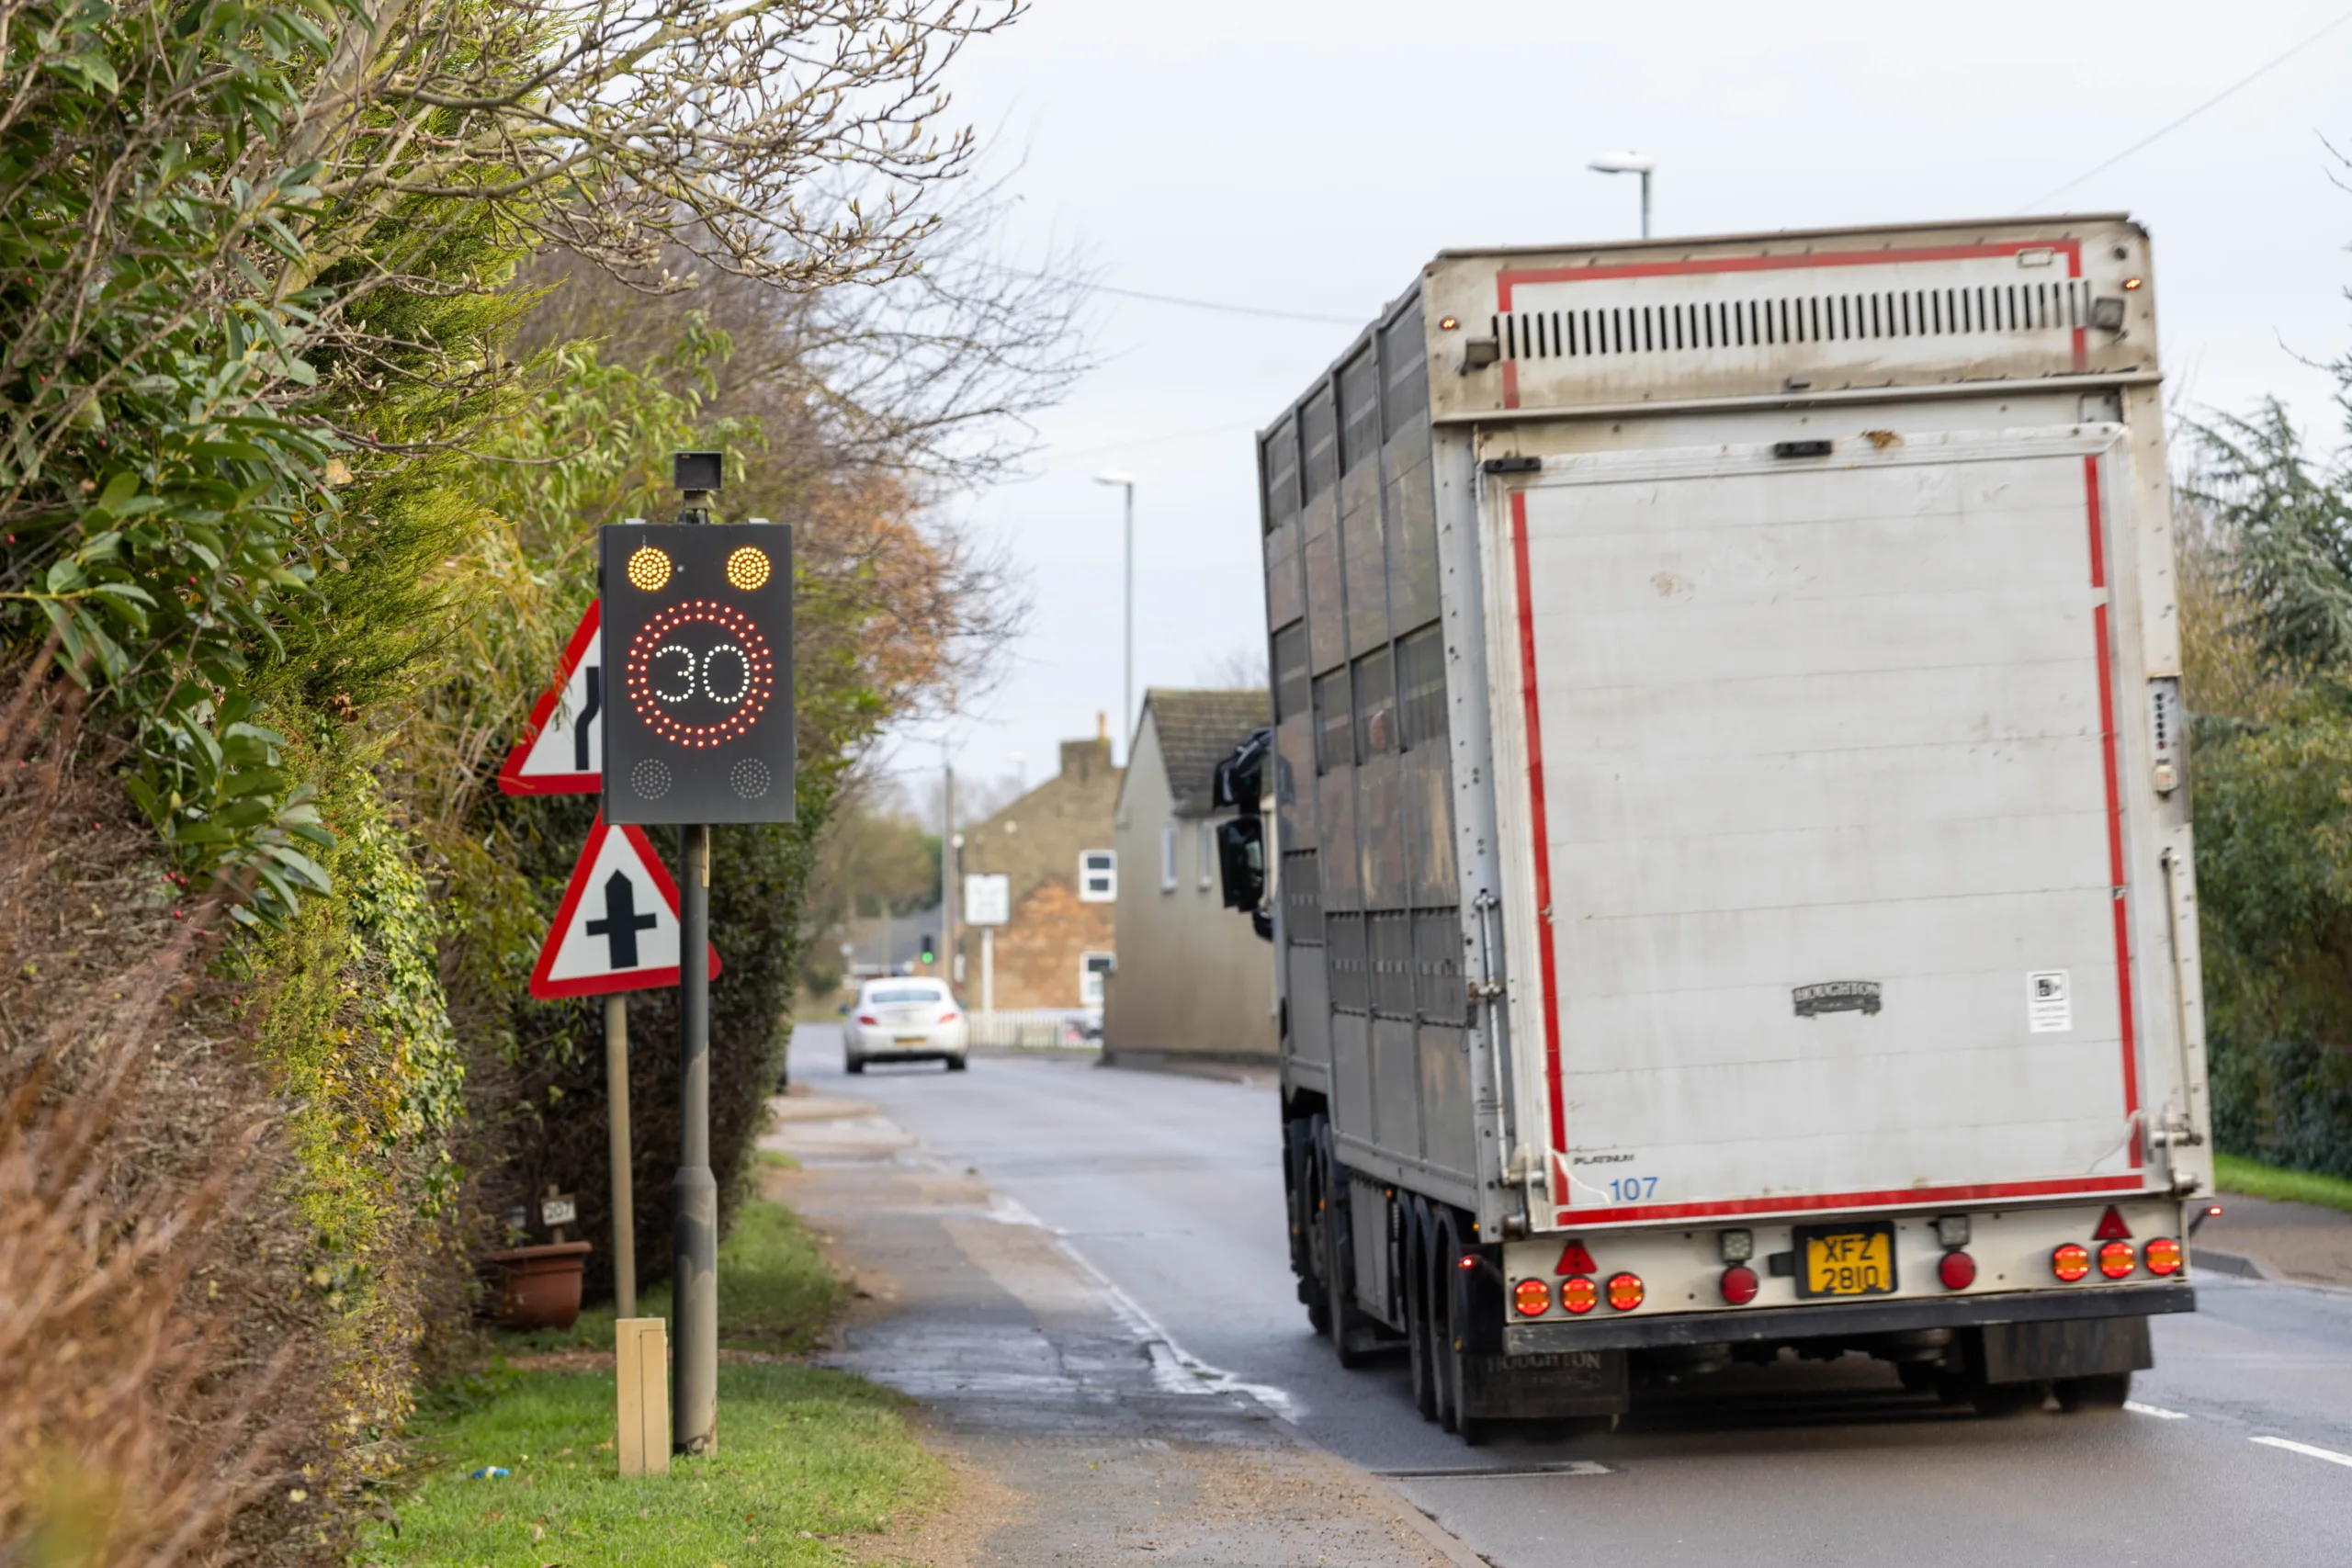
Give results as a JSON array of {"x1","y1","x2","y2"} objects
[{"x1": 600, "y1": 523, "x2": 796, "y2": 825}]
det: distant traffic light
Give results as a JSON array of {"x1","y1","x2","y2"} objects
[{"x1": 919, "y1": 933, "x2": 936, "y2": 964}]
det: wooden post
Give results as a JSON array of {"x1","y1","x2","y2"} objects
[
  {"x1": 605, "y1": 994, "x2": 636, "y2": 1318},
  {"x1": 616, "y1": 1316, "x2": 670, "y2": 1475}
]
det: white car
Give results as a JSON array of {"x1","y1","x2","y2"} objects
[{"x1": 842, "y1": 978, "x2": 968, "y2": 1074}]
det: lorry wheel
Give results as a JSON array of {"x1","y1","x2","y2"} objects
[
  {"x1": 1317, "y1": 1127, "x2": 1374, "y2": 1369},
  {"x1": 2054, "y1": 1372, "x2": 2132, "y2": 1412},
  {"x1": 1407, "y1": 1217, "x2": 1439, "y2": 1420},
  {"x1": 1438, "y1": 1225, "x2": 1493, "y2": 1445},
  {"x1": 1302, "y1": 1116, "x2": 1332, "y2": 1337}
]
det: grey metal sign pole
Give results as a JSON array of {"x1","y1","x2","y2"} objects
[{"x1": 672, "y1": 460, "x2": 718, "y2": 1456}]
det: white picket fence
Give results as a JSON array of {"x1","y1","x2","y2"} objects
[{"x1": 966, "y1": 1008, "x2": 1102, "y2": 1050}]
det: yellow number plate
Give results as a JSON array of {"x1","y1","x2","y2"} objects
[{"x1": 1795, "y1": 1223, "x2": 1897, "y2": 1298}]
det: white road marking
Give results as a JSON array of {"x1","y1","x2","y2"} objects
[
  {"x1": 2251, "y1": 1436, "x2": 2352, "y2": 1470},
  {"x1": 986, "y1": 1191, "x2": 1300, "y2": 1417},
  {"x1": 1381, "y1": 1461, "x2": 1613, "y2": 1480},
  {"x1": 2124, "y1": 1402, "x2": 2188, "y2": 1419}
]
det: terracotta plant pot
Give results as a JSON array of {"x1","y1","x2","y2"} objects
[{"x1": 477, "y1": 1241, "x2": 593, "y2": 1330}]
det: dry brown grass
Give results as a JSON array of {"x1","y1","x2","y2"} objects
[{"x1": 0, "y1": 666, "x2": 302, "y2": 1566}]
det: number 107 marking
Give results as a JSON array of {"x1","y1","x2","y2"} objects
[{"x1": 1606, "y1": 1176, "x2": 1657, "y2": 1202}]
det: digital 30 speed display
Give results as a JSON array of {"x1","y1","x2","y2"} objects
[{"x1": 599, "y1": 523, "x2": 796, "y2": 826}]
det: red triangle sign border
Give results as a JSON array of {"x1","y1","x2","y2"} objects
[
  {"x1": 528, "y1": 812, "x2": 722, "y2": 999},
  {"x1": 499, "y1": 599, "x2": 603, "y2": 796}
]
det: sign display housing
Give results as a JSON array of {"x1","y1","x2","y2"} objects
[{"x1": 600, "y1": 523, "x2": 796, "y2": 825}]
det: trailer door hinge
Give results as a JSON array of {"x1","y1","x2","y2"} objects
[{"x1": 1482, "y1": 455, "x2": 1541, "y2": 475}]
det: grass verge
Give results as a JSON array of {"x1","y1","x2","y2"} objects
[
  {"x1": 502, "y1": 1197, "x2": 842, "y2": 1356},
  {"x1": 366, "y1": 1198, "x2": 933, "y2": 1566},
  {"x1": 364, "y1": 1362, "x2": 936, "y2": 1567},
  {"x1": 2215, "y1": 1153, "x2": 2352, "y2": 1216}
]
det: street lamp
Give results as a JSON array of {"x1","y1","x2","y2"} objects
[
  {"x1": 1589, "y1": 151, "x2": 1656, "y2": 239},
  {"x1": 1093, "y1": 472, "x2": 1136, "y2": 763}
]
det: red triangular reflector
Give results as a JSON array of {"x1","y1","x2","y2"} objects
[
  {"x1": 2091, "y1": 1204, "x2": 2132, "y2": 1241},
  {"x1": 1555, "y1": 1239, "x2": 1597, "y2": 1276}
]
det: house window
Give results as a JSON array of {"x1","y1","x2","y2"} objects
[
  {"x1": 1080, "y1": 850, "x2": 1116, "y2": 902},
  {"x1": 1160, "y1": 823, "x2": 1179, "y2": 891},
  {"x1": 1198, "y1": 820, "x2": 1216, "y2": 889},
  {"x1": 1080, "y1": 951, "x2": 1115, "y2": 1007}
]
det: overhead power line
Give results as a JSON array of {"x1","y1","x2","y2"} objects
[
  {"x1": 2024, "y1": 6, "x2": 2352, "y2": 210},
  {"x1": 1081, "y1": 279, "x2": 1361, "y2": 325}
]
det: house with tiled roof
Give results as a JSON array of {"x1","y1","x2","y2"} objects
[{"x1": 1103, "y1": 688, "x2": 1277, "y2": 1066}]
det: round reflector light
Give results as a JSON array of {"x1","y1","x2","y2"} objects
[
  {"x1": 2098, "y1": 1239, "x2": 2135, "y2": 1280},
  {"x1": 2143, "y1": 1236, "x2": 2183, "y2": 1277},
  {"x1": 1512, "y1": 1278, "x2": 1551, "y2": 1317},
  {"x1": 2051, "y1": 1242, "x2": 2091, "y2": 1282},
  {"x1": 1938, "y1": 1250, "x2": 1977, "y2": 1291},
  {"x1": 1559, "y1": 1276, "x2": 1599, "y2": 1315},
  {"x1": 1719, "y1": 1264, "x2": 1758, "y2": 1305},
  {"x1": 1605, "y1": 1271, "x2": 1645, "y2": 1312}
]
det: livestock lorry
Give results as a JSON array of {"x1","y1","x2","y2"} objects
[{"x1": 1231, "y1": 215, "x2": 2211, "y2": 1439}]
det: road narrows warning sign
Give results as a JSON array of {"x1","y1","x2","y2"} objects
[
  {"x1": 500, "y1": 600, "x2": 604, "y2": 795},
  {"x1": 529, "y1": 813, "x2": 721, "y2": 998}
]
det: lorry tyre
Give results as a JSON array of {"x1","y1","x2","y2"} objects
[
  {"x1": 1318, "y1": 1133, "x2": 1374, "y2": 1370},
  {"x1": 2055, "y1": 1372, "x2": 2132, "y2": 1412},
  {"x1": 1438, "y1": 1222, "x2": 1494, "y2": 1446},
  {"x1": 1302, "y1": 1114, "x2": 1333, "y2": 1337},
  {"x1": 1406, "y1": 1203, "x2": 1439, "y2": 1420}
]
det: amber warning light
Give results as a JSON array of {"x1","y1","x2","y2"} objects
[{"x1": 601, "y1": 522, "x2": 796, "y2": 827}]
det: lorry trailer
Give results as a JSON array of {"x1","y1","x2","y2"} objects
[{"x1": 1242, "y1": 214, "x2": 2211, "y2": 1439}]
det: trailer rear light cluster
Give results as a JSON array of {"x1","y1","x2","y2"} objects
[
  {"x1": 1512, "y1": 1278, "x2": 1551, "y2": 1317},
  {"x1": 2098, "y1": 1239, "x2": 2136, "y2": 1279},
  {"x1": 2143, "y1": 1236, "x2": 2184, "y2": 1276},
  {"x1": 2051, "y1": 1242, "x2": 2091, "y2": 1282},
  {"x1": 1606, "y1": 1272, "x2": 1645, "y2": 1312},
  {"x1": 1719, "y1": 1264, "x2": 1758, "y2": 1305},
  {"x1": 1938, "y1": 1250, "x2": 1976, "y2": 1291},
  {"x1": 1559, "y1": 1276, "x2": 1599, "y2": 1315}
]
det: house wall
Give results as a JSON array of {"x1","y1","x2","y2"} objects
[
  {"x1": 1105, "y1": 711, "x2": 1279, "y2": 1062},
  {"x1": 954, "y1": 737, "x2": 1120, "y2": 1010}
]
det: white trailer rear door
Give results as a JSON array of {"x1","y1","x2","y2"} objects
[{"x1": 1490, "y1": 427, "x2": 2155, "y2": 1227}]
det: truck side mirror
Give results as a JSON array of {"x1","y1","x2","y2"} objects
[{"x1": 1217, "y1": 818, "x2": 1265, "y2": 911}]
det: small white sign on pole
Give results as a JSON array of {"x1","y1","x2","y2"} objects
[{"x1": 964, "y1": 873, "x2": 1011, "y2": 928}]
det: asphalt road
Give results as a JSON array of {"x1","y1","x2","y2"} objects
[{"x1": 787, "y1": 1027, "x2": 2352, "y2": 1566}]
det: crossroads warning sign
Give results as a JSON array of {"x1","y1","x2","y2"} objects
[
  {"x1": 529, "y1": 813, "x2": 722, "y2": 999},
  {"x1": 500, "y1": 601, "x2": 603, "y2": 795}
]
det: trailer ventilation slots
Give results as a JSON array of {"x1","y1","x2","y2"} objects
[{"x1": 1487, "y1": 279, "x2": 2096, "y2": 364}]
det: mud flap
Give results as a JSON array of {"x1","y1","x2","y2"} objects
[
  {"x1": 1461, "y1": 1348, "x2": 1631, "y2": 1418},
  {"x1": 1975, "y1": 1314, "x2": 2153, "y2": 1385}
]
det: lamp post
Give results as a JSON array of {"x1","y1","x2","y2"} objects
[
  {"x1": 1588, "y1": 151, "x2": 1656, "y2": 238},
  {"x1": 1093, "y1": 472, "x2": 1136, "y2": 762}
]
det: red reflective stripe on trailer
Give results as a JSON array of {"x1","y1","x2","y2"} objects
[
  {"x1": 2068, "y1": 242, "x2": 2087, "y2": 372},
  {"x1": 2085, "y1": 454, "x2": 2143, "y2": 1168},
  {"x1": 1509, "y1": 490, "x2": 1568, "y2": 1159},
  {"x1": 1551, "y1": 1172, "x2": 2149, "y2": 1228},
  {"x1": 1501, "y1": 357, "x2": 1520, "y2": 411}
]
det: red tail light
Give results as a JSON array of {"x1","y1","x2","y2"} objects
[
  {"x1": 1719, "y1": 1264, "x2": 1758, "y2": 1305},
  {"x1": 1559, "y1": 1276, "x2": 1599, "y2": 1315},
  {"x1": 1606, "y1": 1271, "x2": 1645, "y2": 1312},
  {"x1": 2052, "y1": 1243, "x2": 2091, "y2": 1282},
  {"x1": 1938, "y1": 1250, "x2": 1976, "y2": 1291},
  {"x1": 938, "y1": 1011, "x2": 959, "y2": 1022},
  {"x1": 1512, "y1": 1279, "x2": 1551, "y2": 1317},
  {"x1": 2098, "y1": 1239, "x2": 2136, "y2": 1280},
  {"x1": 2143, "y1": 1236, "x2": 2183, "y2": 1276},
  {"x1": 855, "y1": 1014, "x2": 878, "y2": 1025}
]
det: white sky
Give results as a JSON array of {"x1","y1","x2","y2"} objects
[{"x1": 880, "y1": 0, "x2": 2352, "y2": 809}]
